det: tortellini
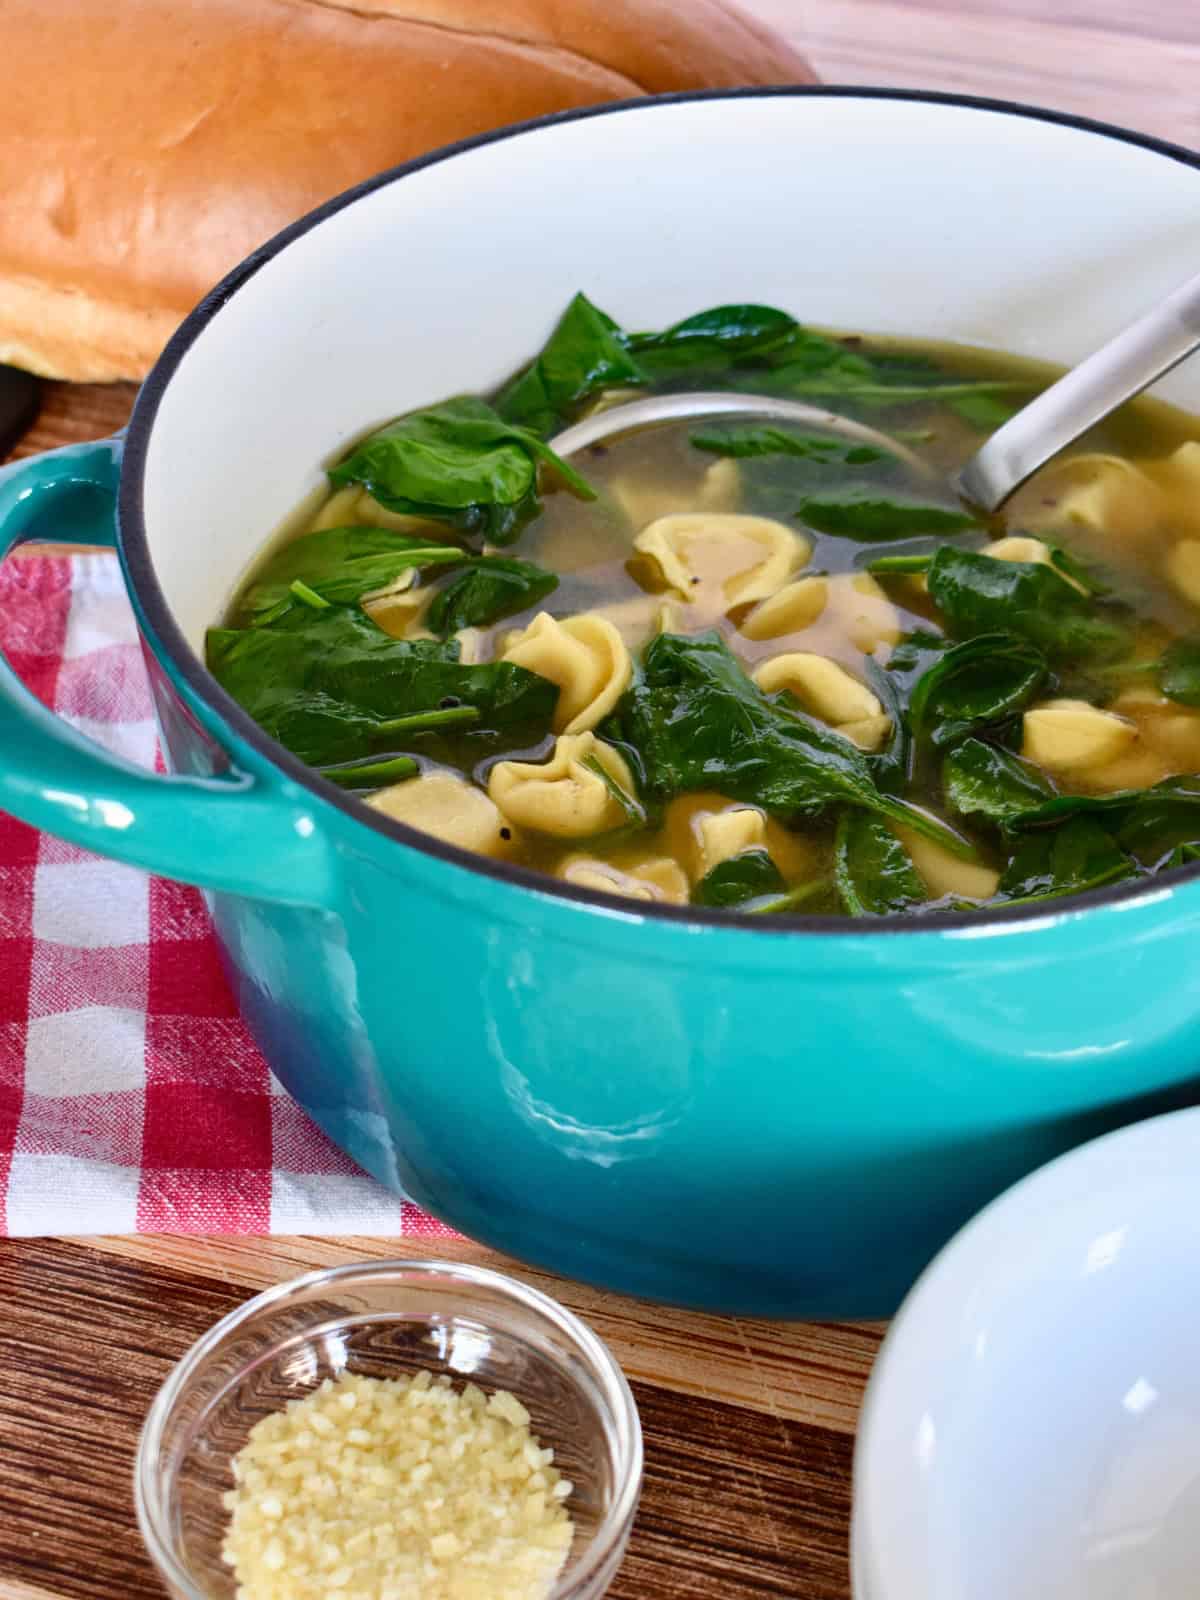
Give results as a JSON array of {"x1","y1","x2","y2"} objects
[
  {"x1": 501, "y1": 612, "x2": 632, "y2": 733},
  {"x1": 985, "y1": 535, "x2": 1052, "y2": 566},
  {"x1": 1031, "y1": 453, "x2": 1164, "y2": 545},
  {"x1": 489, "y1": 734, "x2": 635, "y2": 838},
  {"x1": 1108, "y1": 686, "x2": 1200, "y2": 780},
  {"x1": 1021, "y1": 699, "x2": 1137, "y2": 775},
  {"x1": 634, "y1": 513, "x2": 808, "y2": 612},
  {"x1": 740, "y1": 575, "x2": 829, "y2": 641},
  {"x1": 753, "y1": 652, "x2": 892, "y2": 751},
  {"x1": 311, "y1": 483, "x2": 450, "y2": 537},
  {"x1": 1165, "y1": 540, "x2": 1200, "y2": 608},
  {"x1": 309, "y1": 485, "x2": 365, "y2": 532},
  {"x1": 739, "y1": 572, "x2": 900, "y2": 655},
  {"x1": 895, "y1": 826, "x2": 1000, "y2": 903},
  {"x1": 655, "y1": 794, "x2": 812, "y2": 885},
  {"x1": 1137, "y1": 709, "x2": 1200, "y2": 770},
  {"x1": 984, "y1": 536, "x2": 1088, "y2": 592},
  {"x1": 452, "y1": 626, "x2": 486, "y2": 665},
  {"x1": 838, "y1": 717, "x2": 892, "y2": 752},
  {"x1": 363, "y1": 574, "x2": 433, "y2": 637},
  {"x1": 753, "y1": 653, "x2": 883, "y2": 726},
  {"x1": 695, "y1": 807, "x2": 768, "y2": 876},
  {"x1": 367, "y1": 769, "x2": 518, "y2": 859},
  {"x1": 698, "y1": 458, "x2": 742, "y2": 514},
  {"x1": 1146, "y1": 441, "x2": 1200, "y2": 540},
  {"x1": 608, "y1": 457, "x2": 741, "y2": 530},
  {"x1": 558, "y1": 853, "x2": 689, "y2": 905},
  {"x1": 827, "y1": 572, "x2": 902, "y2": 653}
]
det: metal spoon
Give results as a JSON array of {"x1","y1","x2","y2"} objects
[
  {"x1": 549, "y1": 268, "x2": 1200, "y2": 511},
  {"x1": 548, "y1": 390, "x2": 932, "y2": 476}
]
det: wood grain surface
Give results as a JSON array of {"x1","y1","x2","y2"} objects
[{"x1": 0, "y1": 3, "x2": 1193, "y2": 1595}]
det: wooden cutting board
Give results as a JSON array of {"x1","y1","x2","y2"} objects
[{"x1": 0, "y1": 1234, "x2": 879, "y2": 1600}]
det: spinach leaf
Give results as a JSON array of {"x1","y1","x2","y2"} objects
[
  {"x1": 1113, "y1": 784, "x2": 1200, "y2": 867},
  {"x1": 949, "y1": 391, "x2": 1019, "y2": 431},
  {"x1": 943, "y1": 738, "x2": 1055, "y2": 827},
  {"x1": 884, "y1": 630, "x2": 951, "y2": 679},
  {"x1": 862, "y1": 654, "x2": 911, "y2": 794},
  {"x1": 868, "y1": 552, "x2": 935, "y2": 576},
  {"x1": 495, "y1": 293, "x2": 646, "y2": 435},
  {"x1": 507, "y1": 295, "x2": 1033, "y2": 425},
  {"x1": 865, "y1": 632, "x2": 952, "y2": 793},
  {"x1": 690, "y1": 424, "x2": 888, "y2": 466},
  {"x1": 580, "y1": 755, "x2": 646, "y2": 827},
  {"x1": 426, "y1": 557, "x2": 558, "y2": 637},
  {"x1": 834, "y1": 811, "x2": 927, "y2": 916},
  {"x1": 927, "y1": 546, "x2": 1131, "y2": 663},
  {"x1": 1004, "y1": 785, "x2": 1154, "y2": 829},
  {"x1": 1005, "y1": 776, "x2": 1200, "y2": 870},
  {"x1": 762, "y1": 370, "x2": 1031, "y2": 412},
  {"x1": 997, "y1": 816, "x2": 1138, "y2": 905},
  {"x1": 1047, "y1": 543, "x2": 1110, "y2": 598},
  {"x1": 1158, "y1": 637, "x2": 1200, "y2": 707},
  {"x1": 238, "y1": 526, "x2": 464, "y2": 624},
  {"x1": 629, "y1": 305, "x2": 803, "y2": 378},
  {"x1": 207, "y1": 609, "x2": 557, "y2": 767},
  {"x1": 746, "y1": 875, "x2": 840, "y2": 915},
  {"x1": 606, "y1": 631, "x2": 977, "y2": 857},
  {"x1": 319, "y1": 755, "x2": 419, "y2": 789},
  {"x1": 693, "y1": 849, "x2": 786, "y2": 908},
  {"x1": 908, "y1": 633, "x2": 1047, "y2": 749},
  {"x1": 1167, "y1": 841, "x2": 1200, "y2": 869},
  {"x1": 799, "y1": 492, "x2": 979, "y2": 542},
  {"x1": 329, "y1": 397, "x2": 593, "y2": 546}
]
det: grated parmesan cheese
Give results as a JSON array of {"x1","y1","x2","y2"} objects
[{"x1": 221, "y1": 1369, "x2": 574, "y2": 1600}]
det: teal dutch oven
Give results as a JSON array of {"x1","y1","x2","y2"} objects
[{"x1": 4, "y1": 90, "x2": 1200, "y2": 1318}]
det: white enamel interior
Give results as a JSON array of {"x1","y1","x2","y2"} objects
[
  {"x1": 140, "y1": 94, "x2": 1200, "y2": 653},
  {"x1": 852, "y1": 1107, "x2": 1200, "y2": 1600}
]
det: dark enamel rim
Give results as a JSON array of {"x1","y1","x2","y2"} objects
[{"x1": 119, "y1": 85, "x2": 1200, "y2": 936}]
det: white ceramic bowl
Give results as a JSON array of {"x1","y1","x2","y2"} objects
[{"x1": 852, "y1": 1107, "x2": 1200, "y2": 1599}]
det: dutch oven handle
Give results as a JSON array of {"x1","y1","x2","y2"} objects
[{"x1": 0, "y1": 437, "x2": 336, "y2": 905}]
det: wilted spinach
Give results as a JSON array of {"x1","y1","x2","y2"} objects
[
  {"x1": 868, "y1": 551, "x2": 937, "y2": 576},
  {"x1": 908, "y1": 633, "x2": 1047, "y2": 749},
  {"x1": 318, "y1": 754, "x2": 420, "y2": 789},
  {"x1": 834, "y1": 811, "x2": 927, "y2": 916},
  {"x1": 207, "y1": 608, "x2": 558, "y2": 767},
  {"x1": 606, "y1": 632, "x2": 977, "y2": 857},
  {"x1": 690, "y1": 424, "x2": 888, "y2": 466},
  {"x1": 426, "y1": 557, "x2": 558, "y2": 637},
  {"x1": 996, "y1": 816, "x2": 1138, "y2": 905},
  {"x1": 1157, "y1": 637, "x2": 1200, "y2": 706},
  {"x1": 927, "y1": 546, "x2": 1130, "y2": 663},
  {"x1": 862, "y1": 654, "x2": 912, "y2": 794},
  {"x1": 1007, "y1": 776, "x2": 1200, "y2": 869},
  {"x1": 237, "y1": 526, "x2": 464, "y2": 625},
  {"x1": 495, "y1": 293, "x2": 647, "y2": 435},
  {"x1": 628, "y1": 304, "x2": 805, "y2": 379},
  {"x1": 330, "y1": 397, "x2": 593, "y2": 546},
  {"x1": 942, "y1": 738, "x2": 1055, "y2": 828},
  {"x1": 799, "y1": 492, "x2": 979, "y2": 543},
  {"x1": 693, "y1": 849, "x2": 787, "y2": 908}
]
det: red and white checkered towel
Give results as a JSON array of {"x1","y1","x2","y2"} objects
[{"x1": 0, "y1": 553, "x2": 455, "y2": 1238}]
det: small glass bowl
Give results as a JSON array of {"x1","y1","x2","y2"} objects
[{"x1": 135, "y1": 1258, "x2": 643, "y2": 1600}]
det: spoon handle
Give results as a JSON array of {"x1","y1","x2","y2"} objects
[{"x1": 957, "y1": 268, "x2": 1200, "y2": 512}]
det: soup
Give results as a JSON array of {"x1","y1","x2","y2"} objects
[{"x1": 208, "y1": 295, "x2": 1200, "y2": 917}]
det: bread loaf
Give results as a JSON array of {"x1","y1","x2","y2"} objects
[{"x1": 0, "y1": 0, "x2": 812, "y2": 382}]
